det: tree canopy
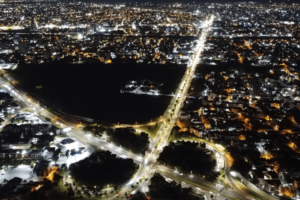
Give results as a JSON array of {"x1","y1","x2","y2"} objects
[
  {"x1": 69, "y1": 151, "x2": 137, "y2": 187},
  {"x1": 149, "y1": 173, "x2": 203, "y2": 200},
  {"x1": 107, "y1": 128, "x2": 150, "y2": 154},
  {"x1": 158, "y1": 141, "x2": 216, "y2": 175}
]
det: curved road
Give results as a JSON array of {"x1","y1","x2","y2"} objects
[{"x1": 0, "y1": 14, "x2": 279, "y2": 200}]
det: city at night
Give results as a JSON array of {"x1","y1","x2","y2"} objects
[{"x1": 0, "y1": 1, "x2": 300, "y2": 200}]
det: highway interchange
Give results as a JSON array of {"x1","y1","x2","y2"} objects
[{"x1": 0, "y1": 15, "x2": 280, "y2": 200}]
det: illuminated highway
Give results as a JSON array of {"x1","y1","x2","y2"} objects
[
  {"x1": 180, "y1": 137, "x2": 279, "y2": 200},
  {"x1": 0, "y1": 14, "x2": 279, "y2": 200},
  {"x1": 0, "y1": 76, "x2": 143, "y2": 164},
  {"x1": 116, "y1": 15, "x2": 216, "y2": 198},
  {"x1": 0, "y1": 71, "x2": 278, "y2": 200},
  {"x1": 115, "y1": 14, "x2": 279, "y2": 200},
  {"x1": 157, "y1": 165, "x2": 246, "y2": 200}
]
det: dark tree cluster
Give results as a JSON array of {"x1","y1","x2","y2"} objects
[
  {"x1": 227, "y1": 146, "x2": 252, "y2": 177},
  {"x1": 230, "y1": 156, "x2": 252, "y2": 177},
  {"x1": 27, "y1": 174, "x2": 66, "y2": 200},
  {"x1": 0, "y1": 177, "x2": 24, "y2": 199},
  {"x1": 276, "y1": 148, "x2": 300, "y2": 175},
  {"x1": 148, "y1": 173, "x2": 202, "y2": 200},
  {"x1": 0, "y1": 174, "x2": 63, "y2": 200},
  {"x1": 83, "y1": 125, "x2": 106, "y2": 137},
  {"x1": 158, "y1": 141, "x2": 216, "y2": 176},
  {"x1": 107, "y1": 128, "x2": 150, "y2": 154},
  {"x1": 69, "y1": 150, "x2": 137, "y2": 187}
]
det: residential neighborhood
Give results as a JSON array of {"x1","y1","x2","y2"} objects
[{"x1": 1, "y1": 1, "x2": 300, "y2": 200}]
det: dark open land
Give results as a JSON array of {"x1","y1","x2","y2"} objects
[{"x1": 10, "y1": 63, "x2": 185, "y2": 124}]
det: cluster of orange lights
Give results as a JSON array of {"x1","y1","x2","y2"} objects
[
  {"x1": 197, "y1": 109, "x2": 202, "y2": 115},
  {"x1": 176, "y1": 119, "x2": 189, "y2": 132},
  {"x1": 106, "y1": 59, "x2": 112, "y2": 64},
  {"x1": 224, "y1": 88, "x2": 233, "y2": 93},
  {"x1": 273, "y1": 124, "x2": 279, "y2": 131},
  {"x1": 279, "y1": 63, "x2": 291, "y2": 75},
  {"x1": 128, "y1": 28, "x2": 134, "y2": 36},
  {"x1": 288, "y1": 142, "x2": 300, "y2": 153},
  {"x1": 282, "y1": 129, "x2": 293, "y2": 134},
  {"x1": 226, "y1": 95, "x2": 232, "y2": 101},
  {"x1": 280, "y1": 187, "x2": 295, "y2": 198},
  {"x1": 205, "y1": 74, "x2": 211, "y2": 79},
  {"x1": 262, "y1": 115, "x2": 270, "y2": 121},
  {"x1": 258, "y1": 129, "x2": 266, "y2": 133},
  {"x1": 153, "y1": 53, "x2": 159, "y2": 60},
  {"x1": 250, "y1": 102, "x2": 256, "y2": 108},
  {"x1": 31, "y1": 184, "x2": 42, "y2": 192},
  {"x1": 260, "y1": 152, "x2": 274, "y2": 160},
  {"x1": 201, "y1": 116, "x2": 211, "y2": 130},
  {"x1": 231, "y1": 109, "x2": 252, "y2": 130},
  {"x1": 239, "y1": 135, "x2": 246, "y2": 140},
  {"x1": 244, "y1": 40, "x2": 252, "y2": 50},
  {"x1": 236, "y1": 52, "x2": 244, "y2": 64},
  {"x1": 290, "y1": 116, "x2": 298, "y2": 125},
  {"x1": 46, "y1": 166, "x2": 58, "y2": 182},
  {"x1": 271, "y1": 103, "x2": 280, "y2": 109},
  {"x1": 273, "y1": 164, "x2": 280, "y2": 173},
  {"x1": 279, "y1": 63, "x2": 298, "y2": 79},
  {"x1": 31, "y1": 166, "x2": 58, "y2": 193}
]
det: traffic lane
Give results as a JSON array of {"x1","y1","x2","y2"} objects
[
  {"x1": 180, "y1": 138, "x2": 254, "y2": 199},
  {"x1": 133, "y1": 17, "x2": 215, "y2": 194},
  {"x1": 158, "y1": 170, "x2": 248, "y2": 200},
  {"x1": 158, "y1": 165, "x2": 221, "y2": 190},
  {"x1": 68, "y1": 130, "x2": 143, "y2": 163},
  {"x1": 12, "y1": 85, "x2": 144, "y2": 164}
]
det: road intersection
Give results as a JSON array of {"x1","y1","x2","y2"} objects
[{"x1": 0, "y1": 15, "x2": 279, "y2": 200}]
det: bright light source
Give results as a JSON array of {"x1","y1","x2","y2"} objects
[
  {"x1": 230, "y1": 171, "x2": 237, "y2": 177},
  {"x1": 77, "y1": 34, "x2": 83, "y2": 40}
]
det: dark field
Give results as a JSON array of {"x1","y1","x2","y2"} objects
[{"x1": 10, "y1": 63, "x2": 185, "y2": 124}]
